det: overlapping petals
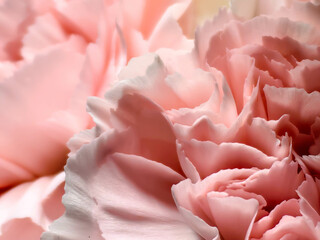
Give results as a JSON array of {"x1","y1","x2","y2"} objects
[
  {"x1": 0, "y1": 0, "x2": 202, "y2": 238},
  {"x1": 43, "y1": 0, "x2": 320, "y2": 239},
  {"x1": 0, "y1": 0, "x2": 196, "y2": 189},
  {"x1": 0, "y1": 173, "x2": 64, "y2": 240}
]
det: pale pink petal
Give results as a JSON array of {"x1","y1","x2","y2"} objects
[
  {"x1": 119, "y1": 0, "x2": 193, "y2": 62},
  {"x1": 86, "y1": 90, "x2": 185, "y2": 173},
  {"x1": 94, "y1": 4, "x2": 128, "y2": 95},
  {"x1": 301, "y1": 155, "x2": 320, "y2": 174},
  {"x1": 121, "y1": 28, "x2": 148, "y2": 60},
  {"x1": 148, "y1": 12, "x2": 193, "y2": 52},
  {"x1": 66, "y1": 127, "x2": 98, "y2": 156},
  {"x1": 243, "y1": 160, "x2": 304, "y2": 204},
  {"x1": 230, "y1": 117, "x2": 291, "y2": 159},
  {"x1": 210, "y1": 52, "x2": 256, "y2": 112},
  {"x1": 239, "y1": 43, "x2": 293, "y2": 82},
  {"x1": 174, "y1": 83, "x2": 291, "y2": 162},
  {"x1": 106, "y1": 53, "x2": 185, "y2": 110},
  {"x1": 21, "y1": 13, "x2": 68, "y2": 60},
  {"x1": 207, "y1": 195, "x2": 259, "y2": 240},
  {"x1": 121, "y1": 0, "x2": 189, "y2": 39},
  {"x1": 0, "y1": 0, "x2": 54, "y2": 61},
  {"x1": 172, "y1": 169, "x2": 264, "y2": 239},
  {"x1": 43, "y1": 128, "x2": 142, "y2": 240},
  {"x1": 297, "y1": 175, "x2": 320, "y2": 225},
  {"x1": 43, "y1": 126, "x2": 198, "y2": 239},
  {"x1": 80, "y1": 20, "x2": 126, "y2": 97},
  {"x1": 93, "y1": 153, "x2": 198, "y2": 239},
  {"x1": 21, "y1": 13, "x2": 87, "y2": 61},
  {"x1": 111, "y1": 93, "x2": 183, "y2": 174},
  {"x1": 164, "y1": 68, "x2": 215, "y2": 109},
  {"x1": 206, "y1": 17, "x2": 320, "y2": 67},
  {"x1": 167, "y1": 73, "x2": 238, "y2": 127},
  {"x1": 266, "y1": 114, "x2": 300, "y2": 138},
  {"x1": 86, "y1": 96, "x2": 113, "y2": 131},
  {"x1": 174, "y1": 90, "x2": 290, "y2": 161},
  {"x1": 173, "y1": 206, "x2": 220, "y2": 240},
  {"x1": 0, "y1": 218, "x2": 43, "y2": 240},
  {"x1": 251, "y1": 199, "x2": 301, "y2": 239},
  {"x1": 174, "y1": 116, "x2": 229, "y2": 143},
  {"x1": 264, "y1": 86, "x2": 320, "y2": 136},
  {"x1": 0, "y1": 62, "x2": 16, "y2": 81},
  {"x1": 115, "y1": 51, "x2": 236, "y2": 128},
  {"x1": 262, "y1": 36, "x2": 320, "y2": 65},
  {"x1": 118, "y1": 51, "x2": 169, "y2": 81},
  {"x1": 172, "y1": 169, "x2": 257, "y2": 224},
  {"x1": 260, "y1": 216, "x2": 320, "y2": 240},
  {"x1": 274, "y1": 1, "x2": 320, "y2": 31},
  {"x1": 194, "y1": 8, "x2": 237, "y2": 64},
  {"x1": 0, "y1": 0, "x2": 31, "y2": 60},
  {"x1": 220, "y1": 189, "x2": 267, "y2": 210},
  {"x1": 54, "y1": 0, "x2": 104, "y2": 42},
  {"x1": 157, "y1": 48, "x2": 200, "y2": 76},
  {"x1": 210, "y1": 47, "x2": 288, "y2": 113},
  {"x1": 0, "y1": 48, "x2": 85, "y2": 187},
  {"x1": 0, "y1": 157, "x2": 35, "y2": 188},
  {"x1": 176, "y1": 140, "x2": 201, "y2": 183},
  {"x1": 0, "y1": 173, "x2": 64, "y2": 239},
  {"x1": 290, "y1": 60, "x2": 320, "y2": 94},
  {"x1": 179, "y1": 139, "x2": 278, "y2": 179},
  {"x1": 182, "y1": 84, "x2": 288, "y2": 158}
]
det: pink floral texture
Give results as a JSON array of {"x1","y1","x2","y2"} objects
[
  {"x1": 0, "y1": 0, "x2": 193, "y2": 189},
  {"x1": 43, "y1": 0, "x2": 320, "y2": 239},
  {"x1": 0, "y1": 0, "x2": 197, "y2": 239},
  {"x1": 0, "y1": 173, "x2": 64, "y2": 240}
]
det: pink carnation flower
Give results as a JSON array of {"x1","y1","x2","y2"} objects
[
  {"x1": 0, "y1": 0, "x2": 192, "y2": 189},
  {"x1": 0, "y1": 0, "x2": 195, "y2": 238},
  {"x1": 43, "y1": 0, "x2": 320, "y2": 239}
]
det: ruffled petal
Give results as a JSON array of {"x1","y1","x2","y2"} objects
[
  {"x1": 250, "y1": 199, "x2": 301, "y2": 239},
  {"x1": 43, "y1": 125, "x2": 198, "y2": 239},
  {"x1": 93, "y1": 153, "x2": 197, "y2": 239},
  {"x1": 207, "y1": 194, "x2": 259, "y2": 240},
  {"x1": 297, "y1": 175, "x2": 320, "y2": 225},
  {"x1": 264, "y1": 86, "x2": 320, "y2": 135},
  {"x1": 243, "y1": 160, "x2": 304, "y2": 205},
  {"x1": 0, "y1": 173, "x2": 64, "y2": 239},
  {"x1": 260, "y1": 216, "x2": 320, "y2": 240},
  {"x1": 0, "y1": 48, "x2": 85, "y2": 186},
  {"x1": 206, "y1": 16, "x2": 320, "y2": 66},
  {"x1": 179, "y1": 139, "x2": 277, "y2": 179}
]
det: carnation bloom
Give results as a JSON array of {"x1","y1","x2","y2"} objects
[
  {"x1": 0, "y1": 0, "x2": 194, "y2": 189},
  {"x1": 0, "y1": 0, "x2": 197, "y2": 238},
  {"x1": 44, "y1": 0, "x2": 320, "y2": 239}
]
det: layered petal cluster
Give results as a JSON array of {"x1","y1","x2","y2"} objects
[
  {"x1": 0, "y1": 0, "x2": 199, "y2": 239},
  {"x1": 0, "y1": 0, "x2": 194, "y2": 189},
  {"x1": 43, "y1": 0, "x2": 320, "y2": 239}
]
